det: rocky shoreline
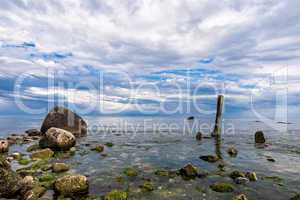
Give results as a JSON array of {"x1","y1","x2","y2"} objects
[{"x1": 0, "y1": 107, "x2": 299, "y2": 200}]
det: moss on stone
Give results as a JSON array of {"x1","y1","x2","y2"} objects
[
  {"x1": 124, "y1": 168, "x2": 138, "y2": 177},
  {"x1": 104, "y1": 189, "x2": 127, "y2": 200},
  {"x1": 210, "y1": 182, "x2": 234, "y2": 193},
  {"x1": 19, "y1": 158, "x2": 32, "y2": 165}
]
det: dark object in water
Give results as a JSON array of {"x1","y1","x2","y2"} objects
[
  {"x1": 227, "y1": 147, "x2": 238, "y2": 157},
  {"x1": 179, "y1": 164, "x2": 198, "y2": 178},
  {"x1": 255, "y1": 131, "x2": 266, "y2": 144},
  {"x1": 196, "y1": 132, "x2": 202, "y2": 141},
  {"x1": 187, "y1": 116, "x2": 194, "y2": 120},
  {"x1": 200, "y1": 155, "x2": 219, "y2": 163},
  {"x1": 25, "y1": 129, "x2": 42, "y2": 136},
  {"x1": 41, "y1": 106, "x2": 87, "y2": 137},
  {"x1": 212, "y1": 95, "x2": 224, "y2": 137},
  {"x1": 277, "y1": 121, "x2": 292, "y2": 124}
]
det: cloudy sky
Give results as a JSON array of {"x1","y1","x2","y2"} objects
[{"x1": 0, "y1": 0, "x2": 299, "y2": 120}]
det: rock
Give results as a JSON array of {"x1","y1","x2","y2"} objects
[
  {"x1": 39, "y1": 128, "x2": 76, "y2": 151},
  {"x1": 140, "y1": 181, "x2": 154, "y2": 192},
  {"x1": 227, "y1": 147, "x2": 238, "y2": 157},
  {"x1": 54, "y1": 175, "x2": 88, "y2": 196},
  {"x1": 31, "y1": 148, "x2": 54, "y2": 160},
  {"x1": 266, "y1": 156, "x2": 275, "y2": 162},
  {"x1": 23, "y1": 186, "x2": 46, "y2": 200},
  {"x1": 0, "y1": 139, "x2": 9, "y2": 153},
  {"x1": 19, "y1": 158, "x2": 32, "y2": 165},
  {"x1": 41, "y1": 106, "x2": 87, "y2": 137},
  {"x1": 0, "y1": 157, "x2": 22, "y2": 197},
  {"x1": 91, "y1": 145, "x2": 104, "y2": 153},
  {"x1": 27, "y1": 144, "x2": 40, "y2": 152},
  {"x1": 246, "y1": 172, "x2": 258, "y2": 181},
  {"x1": 104, "y1": 189, "x2": 127, "y2": 200},
  {"x1": 210, "y1": 182, "x2": 234, "y2": 193},
  {"x1": 232, "y1": 194, "x2": 248, "y2": 200},
  {"x1": 230, "y1": 171, "x2": 246, "y2": 180},
  {"x1": 196, "y1": 132, "x2": 202, "y2": 141},
  {"x1": 200, "y1": 155, "x2": 219, "y2": 163},
  {"x1": 187, "y1": 116, "x2": 194, "y2": 120},
  {"x1": 52, "y1": 163, "x2": 70, "y2": 173},
  {"x1": 255, "y1": 131, "x2": 265, "y2": 143},
  {"x1": 179, "y1": 164, "x2": 198, "y2": 178},
  {"x1": 26, "y1": 129, "x2": 42, "y2": 137},
  {"x1": 234, "y1": 177, "x2": 249, "y2": 185},
  {"x1": 105, "y1": 142, "x2": 114, "y2": 147},
  {"x1": 21, "y1": 176, "x2": 35, "y2": 186},
  {"x1": 124, "y1": 168, "x2": 138, "y2": 177},
  {"x1": 11, "y1": 152, "x2": 22, "y2": 160},
  {"x1": 291, "y1": 195, "x2": 300, "y2": 200}
]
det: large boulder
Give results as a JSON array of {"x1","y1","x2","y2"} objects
[
  {"x1": 54, "y1": 175, "x2": 88, "y2": 196},
  {"x1": 39, "y1": 128, "x2": 76, "y2": 151},
  {"x1": 0, "y1": 139, "x2": 9, "y2": 153},
  {"x1": 0, "y1": 157, "x2": 23, "y2": 198},
  {"x1": 41, "y1": 106, "x2": 87, "y2": 137}
]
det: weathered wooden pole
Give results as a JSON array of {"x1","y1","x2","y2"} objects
[{"x1": 212, "y1": 95, "x2": 224, "y2": 137}]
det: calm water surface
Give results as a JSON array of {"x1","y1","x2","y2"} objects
[{"x1": 0, "y1": 115, "x2": 299, "y2": 199}]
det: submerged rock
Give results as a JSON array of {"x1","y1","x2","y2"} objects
[
  {"x1": 23, "y1": 185, "x2": 46, "y2": 200},
  {"x1": 200, "y1": 155, "x2": 219, "y2": 163},
  {"x1": 196, "y1": 132, "x2": 202, "y2": 141},
  {"x1": 91, "y1": 145, "x2": 104, "y2": 153},
  {"x1": 210, "y1": 182, "x2": 234, "y2": 193},
  {"x1": 0, "y1": 157, "x2": 23, "y2": 197},
  {"x1": 41, "y1": 106, "x2": 87, "y2": 137},
  {"x1": 232, "y1": 194, "x2": 248, "y2": 200},
  {"x1": 52, "y1": 163, "x2": 70, "y2": 173},
  {"x1": 179, "y1": 164, "x2": 198, "y2": 179},
  {"x1": 230, "y1": 171, "x2": 246, "y2": 180},
  {"x1": 0, "y1": 139, "x2": 9, "y2": 153},
  {"x1": 291, "y1": 195, "x2": 300, "y2": 200},
  {"x1": 54, "y1": 175, "x2": 88, "y2": 196},
  {"x1": 140, "y1": 181, "x2": 154, "y2": 192},
  {"x1": 104, "y1": 189, "x2": 127, "y2": 200},
  {"x1": 31, "y1": 148, "x2": 54, "y2": 160},
  {"x1": 255, "y1": 131, "x2": 266, "y2": 144},
  {"x1": 227, "y1": 147, "x2": 238, "y2": 157},
  {"x1": 124, "y1": 168, "x2": 138, "y2": 177},
  {"x1": 234, "y1": 177, "x2": 249, "y2": 185},
  {"x1": 39, "y1": 128, "x2": 76, "y2": 151},
  {"x1": 26, "y1": 129, "x2": 43, "y2": 137}
]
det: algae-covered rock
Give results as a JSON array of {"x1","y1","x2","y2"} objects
[
  {"x1": 27, "y1": 144, "x2": 40, "y2": 152},
  {"x1": 155, "y1": 169, "x2": 170, "y2": 177},
  {"x1": 26, "y1": 129, "x2": 43, "y2": 137},
  {"x1": 19, "y1": 158, "x2": 32, "y2": 165},
  {"x1": 291, "y1": 195, "x2": 300, "y2": 200},
  {"x1": 23, "y1": 185, "x2": 46, "y2": 200},
  {"x1": 140, "y1": 181, "x2": 154, "y2": 192},
  {"x1": 234, "y1": 177, "x2": 249, "y2": 185},
  {"x1": 104, "y1": 189, "x2": 127, "y2": 200},
  {"x1": 12, "y1": 152, "x2": 22, "y2": 160},
  {"x1": 230, "y1": 171, "x2": 246, "y2": 180},
  {"x1": 124, "y1": 168, "x2": 138, "y2": 177},
  {"x1": 31, "y1": 148, "x2": 54, "y2": 160},
  {"x1": 200, "y1": 155, "x2": 219, "y2": 163},
  {"x1": 232, "y1": 194, "x2": 248, "y2": 200},
  {"x1": 105, "y1": 142, "x2": 114, "y2": 147},
  {"x1": 0, "y1": 139, "x2": 9, "y2": 153},
  {"x1": 0, "y1": 157, "x2": 22, "y2": 197},
  {"x1": 179, "y1": 164, "x2": 198, "y2": 179},
  {"x1": 91, "y1": 145, "x2": 104, "y2": 153},
  {"x1": 227, "y1": 147, "x2": 238, "y2": 157},
  {"x1": 52, "y1": 163, "x2": 70, "y2": 173},
  {"x1": 210, "y1": 182, "x2": 234, "y2": 193},
  {"x1": 255, "y1": 131, "x2": 266, "y2": 143},
  {"x1": 41, "y1": 106, "x2": 87, "y2": 137},
  {"x1": 246, "y1": 172, "x2": 258, "y2": 181},
  {"x1": 39, "y1": 128, "x2": 76, "y2": 151},
  {"x1": 54, "y1": 175, "x2": 88, "y2": 196}
]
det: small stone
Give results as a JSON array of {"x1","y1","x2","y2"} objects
[
  {"x1": 6, "y1": 156, "x2": 14, "y2": 162},
  {"x1": 179, "y1": 164, "x2": 198, "y2": 178},
  {"x1": 227, "y1": 147, "x2": 238, "y2": 157},
  {"x1": 255, "y1": 131, "x2": 265, "y2": 144},
  {"x1": 91, "y1": 145, "x2": 104, "y2": 153},
  {"x1": 232, "y1": 194, "x2": 248, "y2": 200},
  {"x1": 266, "y1": 156, "x2": 275, "y2": 162},
  {"x1": 26, "y1": 129, "x2": 43, "y2": 136},
  {"x1": 234, "y1": 177, "x2": 249, "y2": 185},
  {"x1": 52, "y1": 163, "x2": 70, "y2": 173},
  {"x1": 11, "y1": 152, "x2": 22, "y2": 160},
  {"x1": 21, "y1": 176, "x2": 35, "y2": 186},
  {"x1": 140, "y1": 181, "x2": 154, "y2": 192},
  {"x1": 196, "y1": 132, "x2": 202, "y2": 141},
  {"x1": 0, "y1": 139, "x2": 9, "y2": 153},
  {"x1": 54, "y1": 175, "x2": 88, "y2": 196},
  {"x1": 105, "y1": 142, "x2": 114, "y2": 147},
  {"x1": 230, "y1": 171, "x2": 246, "y2": 180},
  {"x1": 246, "y1": 172, "x2": 258, "y2": 181},
  {"x1": 155, "y1": 170, "x2": 170, "y2": 177},
  {"x1": 104, "y1": 189, "x2": 127, "y2": 200},
  {"x1": 23, "y1": 186, "x2": 47, "y2": 200},
  {"x1": 200, "y1": 155, "x2": 219, "y2": 163},
  {"x1": 187, "y1": 116, "x2": 194, "y2": 120},
  {"x1": 31, "y1": 148, "x2": 54, "y2": 160},
  {"x1": 210, "y1": 182, "x2": 234, "y2": 193},
  {"x1": 124, "y1": 168, "x2": 138, "y2": 177}
]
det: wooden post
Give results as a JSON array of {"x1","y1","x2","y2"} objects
[{"x1": 212, "y1": 95, "x2": 224, "y2": 137}]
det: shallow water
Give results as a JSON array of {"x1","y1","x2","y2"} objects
[{"x1": 1, "y1": 115, "x2": 300, "y2": 199}]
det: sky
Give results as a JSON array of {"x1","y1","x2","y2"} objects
[{"x1": 0, "y1": 0, "x2": 299, "y2": 121}]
